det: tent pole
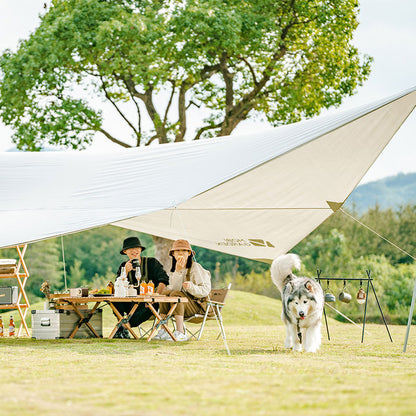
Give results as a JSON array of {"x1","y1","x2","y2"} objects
[
  {"x1": 403, "y1": 276, "x2": 416, "y2": 352},
  {"x1": 61, "y1": 235, "x2": 68, "y2": 292}
]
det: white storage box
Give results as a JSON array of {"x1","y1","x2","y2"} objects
[{"x1": 31, "y1": 309, "x2": 103, "y2": 339}]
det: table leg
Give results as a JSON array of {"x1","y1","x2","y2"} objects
[
  {"x1": 107, "y1": 302, "x2": 124, "y2": 338},
  {"x1": 107, "y1": 302, "x2": 139, "y2": 339},
  {"x1": 123, "y1": 303, "x2": 139, "y2": 339},
  {"x1": 68, "y1": 301, "x2": 101, "y2": 338},
  {"x1": 146, "y1": 302, "x2": 178, "y2": 342}
]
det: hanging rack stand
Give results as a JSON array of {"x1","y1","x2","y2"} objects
[{"x1": 316, "y1": 269, "x2": 393, "y2": 343}]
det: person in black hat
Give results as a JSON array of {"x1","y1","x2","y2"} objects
[{"x1": 113, "y1": 236, "x2": 169, "y2": 338}]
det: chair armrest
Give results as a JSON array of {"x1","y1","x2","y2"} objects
[{"x1": 207, "y1": 300, "x2": 225, "y2": 306}]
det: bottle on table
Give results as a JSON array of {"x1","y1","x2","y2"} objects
[
  {"x1": 107, "y1": 281, "x2": 114, "y2": 294},
  {"x1": 147, "y1": 280, "x2": 155, "y2": 295},
  {"x1": 114, "y1": 275, "x2": 124, "y2": 297},
  {"x1": 9, "y1": 316, "x2": 15, "y2": 337},
  {"x1": 115, "y1": 267, "x2": 130, "y2": 297},
  {"x1": 0, "y1": 315, "x2": 3, "y2": 337},
  {"x1": 139, "y1": 281, "x2": 147, "y2": 295},
  {"x1": 121, "y1": 275, "x2": 129, "y2": 297},
  {"x1": 120, "y1": 266, "x2": 127, "y2": 279}
]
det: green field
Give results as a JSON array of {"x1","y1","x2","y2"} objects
[{"x1": 1, "y1": 291, "x2": 416, "y2": 416}]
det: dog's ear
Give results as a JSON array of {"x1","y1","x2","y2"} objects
[
  {"x1": 284, "y1": 280, "x2": 294, "y2": 294},
  {"x1": 305, "y1": 281, "x2": 314, "y2": 292}
]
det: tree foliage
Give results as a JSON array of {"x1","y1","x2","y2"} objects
[{"x1": 0, "y1": 0, "x2": 371, "y2": 150}]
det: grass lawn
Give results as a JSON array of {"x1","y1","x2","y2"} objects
[{"x1": 1, "y1": 290, "x2": 416, "y2": 416}]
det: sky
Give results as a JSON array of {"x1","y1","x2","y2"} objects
[{"x1": 0, "y1": 0, "x2": 415, "y2": 184}]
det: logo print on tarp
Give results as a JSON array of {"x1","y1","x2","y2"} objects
[{"x1": 217, "y1": 239, "x2": 275, "y2": 247}]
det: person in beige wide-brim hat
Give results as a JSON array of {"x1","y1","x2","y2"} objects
[
  {"x1": 153, "y1": 239, "x2": 212, "y2": 342},
  {"x1": 168, "y1": 239, "x2": 195, "y2": 267}
]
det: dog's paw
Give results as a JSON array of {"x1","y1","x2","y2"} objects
[
  {"x1": 284, "y1": 341, "x2": 293, "y2": 349},
  {"x1": 304, "y1": 347, "x2": 319, "y2": 353},
  {"x1": 304, "y1": 344, "x2": 320, "y2": 353},
  {"x1": 292, "y1": 344, "x2": 302, "y2": 352},
  {"x1": 303, "y1": 342, "x2": 320, "y2": 353}
]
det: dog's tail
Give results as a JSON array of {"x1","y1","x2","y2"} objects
[{"x1": 270, "y1": 253, "x2": 301, "y2": 292}]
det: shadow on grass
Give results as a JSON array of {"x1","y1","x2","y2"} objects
[
  {"x1": 0, "y1": 337, "x2": 290, "y2": 357},
  {"x1": 229, "y1": 348, "x2": 288, "y2": 355},
  {"x1": 0, "y1": 337, "x2": 171, "y2": 355}
]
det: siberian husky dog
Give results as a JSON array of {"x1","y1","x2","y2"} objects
[{"x1": 271, "y1": 254, "x2": 324, "y2": 353}]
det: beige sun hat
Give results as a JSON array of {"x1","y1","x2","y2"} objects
[{"x1": 169, "y1": 239, "x2": 195, "y2": 257}]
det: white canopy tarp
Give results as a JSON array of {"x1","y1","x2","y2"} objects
[{"x1": 1, "y1": 86, "x2": 415, "y2": 261}]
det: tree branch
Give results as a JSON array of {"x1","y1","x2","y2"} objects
[
  {"x1": 219, "y1": 17, "x2": 295, "y2": 136},
  {"x1": 142, "y1": 85, "x2": 168, "y2": 144},
  {"x1": 174, "y1": 63, "x2": 222, "y2": 142},
  {"x1": 99, "y1": 75, "x2": 140, "y2": 139},
  {"x1": 164, "y1": 80, "x2": 176, "y2": 125},
  {"x1": 193, "y1": 122, "x2": 223, "y2": 141},
  {"x1": 175, "y1": 81, "x2": 187, "y2": 142},
  {"x1": 219, "y1": 52, "x2": 234, "y2": 115},
  {"x1": 237, "y1": 56, "x2": 259, "y2": 86},
  {"x1": 119, "y1": 75, "x2": 168, "y2": 144},
  {"x1": 186, "y1": 100, "x2": 201, "y2": 110},
  {"x1": 117, "y1": 75, "x2": 143, "y2": 146},
  {"x1": 147, "y1": 133, "x2": 159, "y2": 145},
  {"x1": 97, "y1": 127, "x2": 132, "y2": 148}
]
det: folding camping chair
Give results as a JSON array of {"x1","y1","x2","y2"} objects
[{"x1": 184, "y1": 283, "x2": 232, "y2": 355}]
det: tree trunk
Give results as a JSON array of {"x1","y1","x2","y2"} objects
[{"x1": 152, "y1": 235, "x2": 175, "y2": 273}]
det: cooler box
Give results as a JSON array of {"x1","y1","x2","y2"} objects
[
  {"x1": 0, "y1": 286, "x2": 19, "y2": 304},
  {"x1": 31, "y1": 309, "x2": 103, "y2": 339}
]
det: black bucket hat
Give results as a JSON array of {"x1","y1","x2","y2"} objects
[{"x1": 120, "y1": 237, "x2": 146, "y2": 255}]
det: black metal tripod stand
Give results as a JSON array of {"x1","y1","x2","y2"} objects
[{"x1": 316, "y1": 269, "x2": 393, "y2": 343}]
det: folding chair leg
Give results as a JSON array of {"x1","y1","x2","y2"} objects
[
  {"x1": 139, "y1": 317, "x2": 157, "y2": 339},
  {"x1": 213, "y1": 304, "x2": 230, "y2": 355},
  {"x1": 196, "y1": 306, "x2": 212, "y2": 341},
  {"x1": 184, "y1": 323, "x2": 200, "y2": 340},
  {"x1": 138, "y1": 324, "x2": 145, "y2": 338}
]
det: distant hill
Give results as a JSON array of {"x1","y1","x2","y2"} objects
[{"x1": 345, "y1": 172, "x2": 416, "y2": 213}]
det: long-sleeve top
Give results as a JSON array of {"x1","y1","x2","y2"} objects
[
  {"x1": 116, "y1": 257, "x2": 169, "y2": 288},
  {"x1": 168, "y1": 262, "x2": 211, "y2": 298}
]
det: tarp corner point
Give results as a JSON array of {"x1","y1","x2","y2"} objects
[{"x1": 326, "y1": 201, "x2": 344, "y2": 212}]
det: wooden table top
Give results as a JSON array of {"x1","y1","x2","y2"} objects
[{"x1": 49, "y1": 294, "x2": 188, "y2": 303}]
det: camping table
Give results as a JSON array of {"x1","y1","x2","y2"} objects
[{"x1": 48, "y1": 294, "x2": 187, "y2": 341}]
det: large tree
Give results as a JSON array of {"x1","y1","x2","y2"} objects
[
  {"x1": 0, "y1": 0, "x2": 372, "y2": 265},
  {"x1": 0, "y1": 0, "x2": 371, "y2": 150}
]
